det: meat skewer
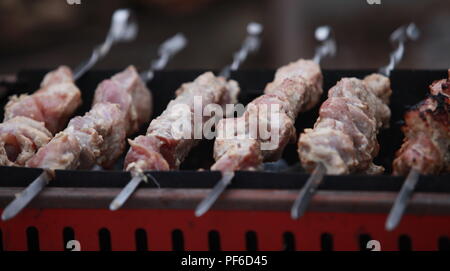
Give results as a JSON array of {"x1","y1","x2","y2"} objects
[
  {"x1": 0, "y1": 8, "x2": 138, "y2": 167},
  {"x1": 385, "y1": 70, "x2": 450, "y2": 231},
  {"x1": 195, "y1": 26, "x2": 336, "y2": 217},
  {"x1": 109, "y1": 22, "x2": 263, "y2": 211},
  {"x1": 1, "y1": 34, "x2": 187, "y2": 221},
  {"x1": 291, "y1": 23, "x2": 419, "y2": 220}
]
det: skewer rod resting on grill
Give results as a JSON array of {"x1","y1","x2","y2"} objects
[
  {"x1": 290, "y1": 23, "x2": 419, "y2": 220},
  {"x1": 385, "y1": 169, "x2": 420, "y2": 231},
  {"x1": 195, "y1": 25, "x2": 333, "y2": 217}
]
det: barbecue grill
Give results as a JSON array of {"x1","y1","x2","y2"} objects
[{"x1": 0, "y1": 69, "x2": 449, "y2": 251}]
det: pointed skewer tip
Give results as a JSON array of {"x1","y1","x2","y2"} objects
[
  {"x1": 194, "y1": 172, "x2": 235, "y2": 217},
  {"x1": 1, "y1": 212, "x2": 11, "y2": 221},
  {"x1": 194, "y1": 208, "x2": 205, "y2": 218},
  {"x1": 108, "y1": 174, "x2": 144, "y2": 211},
  {"x1": 385, "y1": 219, "x2": 397, "y2": 232},
  {"x1": 109, "y1": 200, "x2": 120, "y2": 211},
  {"x1": 290, "y1": 208, "x2": 299, "y2": 220}
]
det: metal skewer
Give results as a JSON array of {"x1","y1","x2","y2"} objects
[
  {"x1": 100, "y1": 34, "x2": 187, "y2": 210},
  {"x1": 291, "y1": 162, "x2": 325, "y2": 219},
  {"x1": 381, "y1": 23, "x2": 422, "y2": 230},
  {"x1": 259, "y1": 26, "x2": 336, "y2": 173},
  {"x1": 195, "y1": 25, "x2": 334, "y2": 218},
  {"x1": 139, "y1": 33, "x2": 187, "y2": 82},
  {"x1": 312, "y1": 26, "x2": 337, "y2": 64},
  {"x1": 219, "y1": 22, "x2": 263, "y2": 79},
  {"x1": 385, "y1": 168, "x2": 420, "y2": 231},
  {"x1": 73, "y1": 9, "x2": 138, "y2": 80},
  {"x1": 1, "y1": 9, "x2": 139, "y2": 222},
  {"x1": 194, "y1": 22, "x2": 263, "y2": 217},
  {"x1": 110, "y1": 22, "x2": 263, "y2": 212},
  {"x1": 379, "y1": 23, "x2": 420, "y2": 77},
  {"x1": 1, "y1": 170, "x2": 52, "y2": 221},
  {"x1": 195, "y1": 171, "x2": 234, "y2": 217},
  {"x1": 109, "y1": 173, "x2": 145, "y2": 211},
  {"x1": 380, "y1": 24, "x2": 421, "y2": 231},
  {"x1": 290, "y1": 23, "x2": 419, "y2": 220},
  {"x1": 107, "y1": 34, "x2": 188, "y2": 211}
]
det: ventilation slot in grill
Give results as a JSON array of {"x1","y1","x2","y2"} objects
[
  {"x1": 283, "y1": 232, "x2": 295, "y2": 251},
  {"x1": 98, "y1": 228, "x2": 112, "y2": 251},
  {"x1": 172, "y1": 229, "x2": 184, "y2": 251},
  {"x1": 63, "y1": 227, "x2": 75, "y2": 251},
  {"x1": 359, "y1": 234, "x2": 372, "y2": 251},
  {"x1": 438, "y1": 236, "x2": 450, "y2": 251},
  {"x1": 135, "y1": 228, "x2": 148, "y2": 251},
  {"x1": 398, "y1": 235, "x2": 412, "y2": 251},
  {"x1": 26, "y1": 227, "x2": 39, "y2": 251},
  {"x1": 321, "y1": 233, "x2": 333, "y2": 251},
  {"x1": 245, "y1": 231, "x2": 258, "y2": 251},
  {"x1": 208, "y1": 230, "x2": 221, "y2": 251}
]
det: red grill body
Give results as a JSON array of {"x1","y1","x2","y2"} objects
[{"x1": 1, "y1": 208, "x2": 450, "y2": 251}]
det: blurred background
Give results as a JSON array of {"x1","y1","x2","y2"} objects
[{"x1": 0, "y1": 0, "x2": 449, "y2": 74}]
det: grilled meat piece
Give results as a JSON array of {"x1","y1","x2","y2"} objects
[
  {"x1": 298, "y1": 73, "x2": 392, "y2": 175},
  {"x1": 27, "y1": 103, "x2": 126, "y2": 170},
  {"x1": 393, "y1": 70, "x2": 450, "y2": 175},
  {"x1": 0, "y1": 117, "x2": 52, "y2": 166},
  {"x1": 124, "y1": 72, "x2": 240, "y2": 172},
  {"x1": 93, "y1": 65, "x2": 152, "y2": 135},
  {"x1": 211, "y1": 59, "x2": 323, "y2": 172},
  {"x1": 25, "y1": 132, "x2": 82, "y2": 170},
  {"x1": 265, "y1": 59, "x2": 323, "y2": 111},
  {"x1": 4, "y1": 66, "x2": 82, "y2": 134}
]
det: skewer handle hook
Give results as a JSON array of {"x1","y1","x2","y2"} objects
[
  {"x1": 73, "y1": 9, "x2": 138, "y2": 80},
  {"x1": 220, "y1": 22, "x2": 263, "y2": 78},
  {"x1": 313, "y1": 26, "x2": 336, "y2": 64},
  {"x1": 140, "y1": 33, "x2": 188, "y2": 82},
  {"x1": 379, "y1": 23, "x2": 419, "y2": 77}
]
